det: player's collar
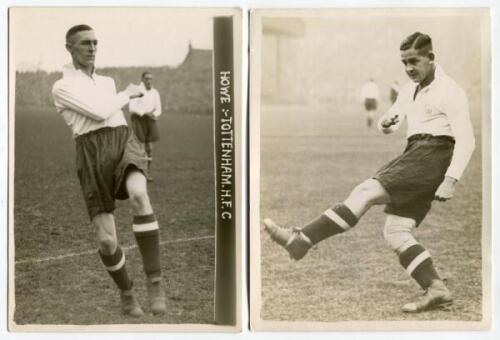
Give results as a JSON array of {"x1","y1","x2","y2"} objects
[{"x1": 62, "y1": 63, "x2": 97, "y2": 79}]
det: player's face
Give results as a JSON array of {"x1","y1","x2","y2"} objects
[
  {"x1": 67, "y1": 30, "x2": 98, "y2": 69},
  {"x1": 400, "y1": 49, "x2": 433, "y2": 84},
  {"x1": 142, "y1": 74, "x2": 153, "y2": 90}
]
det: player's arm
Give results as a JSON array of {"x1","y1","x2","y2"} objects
[
  {"x1": 377, "y1": 89, "x2": 406, "y2": 134},
  {"x1": 434, "y1": 87, "x2": 475, "y2": 201},
  {"x1": 52, "y1": 81, "x2": 142, "y2": 121},
  {"x1": 128, "y1": 97, "x2": 145, "y2": 116}
]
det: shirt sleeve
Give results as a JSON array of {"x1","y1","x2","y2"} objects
[
  {"x1": 52, "y1": 79, "x2": 129, "y2": 121},
  {"x1": 377, "y1": 91, "x2": 406, "y2": 134},
  {"x1": 153, "y1": 90, "x2": 162, "y2": 117},
  {"x1": 443, "y1": 86, "x2": 476, "y2": 180}
]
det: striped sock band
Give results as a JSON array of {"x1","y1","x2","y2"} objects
[
  {"x1": 98, "y1": 246, "x2": 132, "y2": 291},
  {"x1": 399, "y1": 244, "x2": 440, "y2": 290},
  {"x1": 133, "y1": 214, "x2": 161, "y2": 280},
  {"x1": 302, "y1": 203, "x2": 359, "y2": 244}
]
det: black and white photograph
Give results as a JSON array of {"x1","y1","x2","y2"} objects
[
  {"x1": 9, "y1": 7, "x2": 241, "y2": 331},
  {"x1": 250, "y1": 8, "x2": 490, "y2": 330}
]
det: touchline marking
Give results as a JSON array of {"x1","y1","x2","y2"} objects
[{"x1": 15, "y1": 235, "x2": 215, "y2": 265}]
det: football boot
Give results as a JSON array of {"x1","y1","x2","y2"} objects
[
  {"x1": 263, "y1": 218, "x2": 313, "y2": 260},
  {"x1": 402, "y1": 279, "x2": 453, "y2": 313}
]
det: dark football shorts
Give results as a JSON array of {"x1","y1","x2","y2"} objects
[
  {"x1": 364, "y1": 98, "x2": 378, "y2": 111},
  {"x1": 373, "y1": 134, "x2": 455, "y2": 226},
  {"x1": 131, "y1": 114, "x2": 160, "y2": 143},
  {"x1": 75, "y1": 125, "x2": 149, "y2": 219}
]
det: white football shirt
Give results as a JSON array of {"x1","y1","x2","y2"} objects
[
  {"x1": 128, "y1": 83, "x2": 162, "y2": 118},
  {"x1": 52, "y1": 64, "x2": 129, "y2": 137},
  {"x1": 377, "y1": 64, "x2": 475, "y2": 180}
]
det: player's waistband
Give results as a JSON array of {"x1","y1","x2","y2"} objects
[
  {"x1": 408, "y1": 133, "x2": 455, "y2": 144},
  {"x1": 75, "y1": 125, "x2": 129, "y2": 141}
]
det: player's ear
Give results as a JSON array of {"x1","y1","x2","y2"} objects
[
  {"x1": 65, "y1": 43, "x2": 72, "y2": 53},
  {"x1": 428, "y1": 52, "x2": 435, "y2": 62}
]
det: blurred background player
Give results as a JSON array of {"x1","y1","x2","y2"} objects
[
  {"x1": 360, "y1": 78, "x2": 380, "y2": 127},
  {"x1": 129, "y1": 71, "x2": 162, "y2": 181},
  {"x1": 390, "y1": 80, "x2": 400, "y2": 104},
  {"x1": 264, "y1": 32, "x2": 475, "y2": 313},
  {"x1": 52, "y1": 25, "x2": 167, "y2": 317}
]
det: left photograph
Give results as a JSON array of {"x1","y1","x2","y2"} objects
[{"x1": 8, "y1": 7, "x2": 241, "y2": 331}]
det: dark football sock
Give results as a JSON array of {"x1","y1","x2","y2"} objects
[
  {"x1": 301, "y1": 203, "x2": 359, "y2": 244},
  {"x1": 399, "y1": 244, "x2": 440, "y2": 290},
  {"x1": 99, "y1": 246, "x2": 133, "y2": 291},
  {"x1": 133, "y1": 214, "x2": 161, "y2": 280}
]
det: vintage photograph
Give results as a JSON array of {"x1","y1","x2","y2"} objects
[
  {"x1": 250, "y1": 9, "x2": 490, "y2": 330},
  {"x1": 9, "y1": 7, "x2": 240, "y2": 330}
]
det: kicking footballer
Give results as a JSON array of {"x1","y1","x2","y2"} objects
[
  {"x1": 52, "y1": 24, "x2": 166, "y2": 317},
  {"x1": 264, "y1": 32, "x2": 476, "y2": 313}
]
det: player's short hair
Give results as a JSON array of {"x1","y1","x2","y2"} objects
[
  {"x1": 142, "y1": 71, "x2": 153, "y2": 78},
  {"x1": 66, "y1": 24, "x2": 94, "y2": 44},
  {"x1": 400, "y1": 32, "x2": 433, "y2": 56}
]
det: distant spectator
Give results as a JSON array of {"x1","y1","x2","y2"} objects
[{"x1": 360, "y1": 78, "x2": 380, "y2": 127}]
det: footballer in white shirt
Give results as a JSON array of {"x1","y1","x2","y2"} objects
[
  {"x1": 264, "y1": 32, "x2": 475, "y2": 313},
  {"x1": 360, "y1": 78, "x2": 380, "y2": 127},
  {"x1": 52, "y1": 25, "x2": 167, "y2": 317},
  {"x1": 129, "y1": 71, "x2": 162, "y2": 181}
]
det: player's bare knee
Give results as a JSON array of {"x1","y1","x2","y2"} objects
[
  {"x1": 92, "y1": 213, "x2": 117, "y2": 253},
  {"x1": 383, "y1": 215, "x2": 417, "y2": 253},
  {"x1": 96, "y1": 226, "x2": 117, "y2": 254},
  {"x1": 350, "y1": 179, "x2": 384, "y2": 206},
  {"x1": 129, "y1": 189, "x2": 151, "y2": 212},
  {"x1": 98, "y1": 235, "x2": 117, "y2": 254},
  {"x1": 126, "y1": 171, "x2": 153, "y2": 214}
]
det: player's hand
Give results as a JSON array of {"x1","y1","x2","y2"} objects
[
  {"x1": 434, "y1": 176, "x2": 457, "y2": 202},
  {"x1": 381, "y1": 115, "x2": 399, "y2": 128},
  {"x1": 125, "y1": 84, "x2": 144, "y2": 99}
]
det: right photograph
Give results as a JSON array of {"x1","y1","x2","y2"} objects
[{"x1": 250, "y1": 8, "x2": 491, "y2": 331}]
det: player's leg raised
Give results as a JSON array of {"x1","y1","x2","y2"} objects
[{"x1": 264, "y1": 179, "x2": 390, "y2": 260}]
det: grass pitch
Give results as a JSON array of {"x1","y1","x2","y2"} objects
[
  {"x1": 259, "y1": 102, "x2": 483, "y2": 322},
  {"x1": 13, "y1": 108, "x2": 215, "y2": 325}
]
